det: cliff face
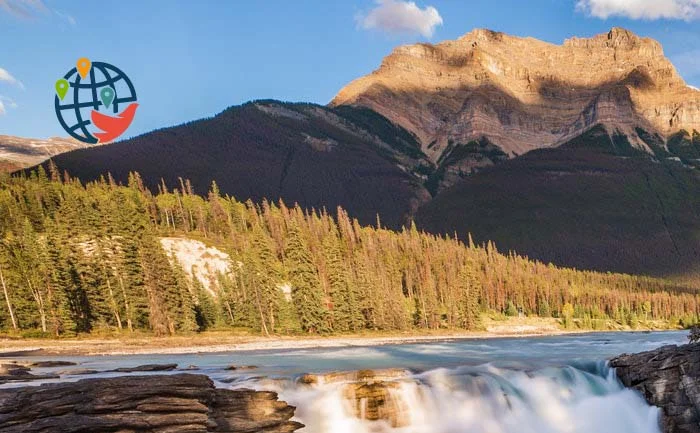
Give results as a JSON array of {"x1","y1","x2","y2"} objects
[
  {"x1": 332, "y1": 28, "x2": 700, "y2": 162},
  {"x1": 611, "y1": 344, "x2": 700, "y2": 433}
]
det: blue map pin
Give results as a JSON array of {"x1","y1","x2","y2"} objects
[{"x1": 100, "y1": 87, "x2": 115, "y2": 109}]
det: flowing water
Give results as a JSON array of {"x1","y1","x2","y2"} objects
[{"x1": 0, "y1": 331, "x2": 687, "y2": 432}]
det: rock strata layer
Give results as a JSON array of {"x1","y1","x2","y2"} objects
[
  {"x1": 611, "y1": 343, "x2": 700, "y2": 433},
  {"x1": 332, "y1": 27, "x2": 700, "y2": 161},
  {"x1": 0, "y1": 373, "x2": 303, "y2": 433}
]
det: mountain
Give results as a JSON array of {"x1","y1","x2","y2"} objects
[
  {"x1": 34, "y1": 101, "x2": 431, "y2": 228},
  {"x1": 333, "y1": 27, "x2": 700, "y2": 157},
  {"x1": 332, "y1": 27, "x2": 700, "y2": 191},
  {"x1": 26, "y1": 28, "x2": 700, "y2": 277},
  {"x1": 416, "y1": 126, "x2": 700, "y2": 277},
  {"x1": 0, "y1": 135, "x2": 86, "y2": 172}
]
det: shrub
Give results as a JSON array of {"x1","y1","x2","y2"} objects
[{"x1": 505, "y1": 301, "x2": 518, "y2": 317}]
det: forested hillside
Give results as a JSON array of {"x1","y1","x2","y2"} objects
[
  {"x1": 0, "y1": 165, "x2": 698, "y2": 337},
  {"x1": 417, "y1": 138, "x2": 700, "y2": 277},
  {"x1": 35, "y1": 101, "x2": 431, "y2": 229}
]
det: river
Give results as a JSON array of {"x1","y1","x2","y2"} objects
[{"x1": 0, "y1": 331, "x2": 688, "y2": 432}]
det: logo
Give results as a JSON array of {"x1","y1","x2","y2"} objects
[{"x1": 54, "y1": 58, "x2": 138, "y2": 144}]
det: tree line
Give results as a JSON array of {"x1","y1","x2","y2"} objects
[{"x1": 0, "y1": 163, "x2": 698, "y2": 337}]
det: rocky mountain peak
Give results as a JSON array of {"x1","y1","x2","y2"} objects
[
  {"x1": 0, "y1": 135, "x2": 88, "y2": 172},
  {"x1": 331, "y1": 28, "x2": 700, "y2": 162},
  {"x1": 564, "y1": 27, "x2": 660, "y2": 52}
]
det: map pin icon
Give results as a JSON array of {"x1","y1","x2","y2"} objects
[
  {"x1": 55, "y1": 79, "x2": 69, "y2": 100},
  {"x1": 76, "y1": 57, "x2": 91, "y2": 79},
  {"x1": 100, "y1": 87, "x2": 115, "y2": 109}
]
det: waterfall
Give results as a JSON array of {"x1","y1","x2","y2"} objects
[{"x1": 244, "y1": 362, "x2": 660, "y2": 433}]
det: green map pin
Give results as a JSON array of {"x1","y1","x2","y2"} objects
[
  {"x1": 100, "y1": 87, "x2": 115, "y2": 109},
  {"x1": 55, "y1": 79, "x2": 69, "y2": 100}
]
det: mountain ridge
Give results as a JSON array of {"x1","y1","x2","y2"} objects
[
  {"x1": 27, "y1": 100, "x2": 432, "y2": 228},
  {"x1": 16, "y1": 27, "x2": 700, "y2": 278},
  {"x1": 331, "y1": 27, "x2": 700, "y2": 163},
  {"x1": 0, "y1": 135, "x2": 87, "y2": 172}
]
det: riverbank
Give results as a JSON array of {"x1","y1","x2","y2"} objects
[{"x1": 0, "y1": 316, "x2": 670, "y2": 357}]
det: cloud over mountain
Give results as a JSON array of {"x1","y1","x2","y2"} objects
[
  {"x1": 357, "y1": 0, "x2": 443, "y2": 38},
  {"x1": 576, "y1": 0, "x2": 700, "y2": 20}
]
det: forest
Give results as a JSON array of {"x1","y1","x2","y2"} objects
[{"x1": 0, "y1": 163, "x2": 698, "y2": 337}]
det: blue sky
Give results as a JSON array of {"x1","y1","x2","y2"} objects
[{"x1": 1, "y1": 0, "x2": 700, "y2": 139}]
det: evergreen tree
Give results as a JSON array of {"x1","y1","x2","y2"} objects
[
  {"x1": 247, "y1": 225, "x2": 284, "y2": 335},
  {"x1": 284, "y1": 224, "x2": 329, "y2": 333},
  {"x1": 457, "y1": 262, "x2": 481, "y2": 329},
  {"x1": 323, "y1": 227, "x2": 363, "y2": 331},
  {"x1": 0, "y1": 170, "x2": 698, "y2": 336}
]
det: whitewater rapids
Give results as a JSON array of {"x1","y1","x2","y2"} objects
[
  {"x1": 5, "y1": 331, "x2": 682, "y2": 431},
  {"x1": 257, "y1": 362, "x2": 659, "y2": 433}
]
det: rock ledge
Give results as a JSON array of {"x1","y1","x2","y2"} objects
[
  {"x1": 0, "y1": 373, "x2": 303, "y2": 433},
  {"x1": 611, "y1": 343, "x2": 700, "y2": 433}
]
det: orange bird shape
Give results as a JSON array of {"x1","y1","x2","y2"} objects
[{"x1": 91, "y1": 103, "x2": 139, "y2": 143}]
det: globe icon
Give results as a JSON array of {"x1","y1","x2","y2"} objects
[{"x1": 54, "y1": 61, "x2": 137, "y2": 144}]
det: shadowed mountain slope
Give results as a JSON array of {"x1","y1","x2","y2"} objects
[
  {"x1": 415, "y1": 128, "x2": 700, "y2": 277},
  {"x1": 34, "y1": 101, "x2": 431, "y2": 228}
]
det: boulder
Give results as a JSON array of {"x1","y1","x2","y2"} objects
[
  {"x1": 299, "y1": 368, "x2": 413, "y2": 427},
  {"x1": 180, "y1": 365, "x2": 200, "y2": 371},
  {"x1": 28, "y1": 361, "x2": 77, "y2": 368},
  {"x1": 111, "y1": 363, "x2": 178, "y2": 372},
  {"x1": 56, "y1": 368, "x2": 99, "y2": 376},
  {"x1": 225, "y1": 365, "x2": 257, "y2": 371},
  {"x1": 0, "y1": 364, "x2": 58, "y2": 384},
  {"x1": 611, "y1": 343, "x2": 700, "y2": 433},
  {"x1": 0, "y1": 373, "x2": 303, "y2": 433},
  {"x1": 343, "y1": 380, "x2": 411, "y2": 428}
]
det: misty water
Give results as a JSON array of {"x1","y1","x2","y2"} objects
[{"x1": 1, "y1": 331, "x2": 688, "y2": 433}]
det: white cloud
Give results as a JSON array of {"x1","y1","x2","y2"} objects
[
  {"x1": 0, "y1": 67, "x2": 24, "y2": 90},
  {"x1": 576, "y1": 0, "x2": 700, "y2": 20},
  {"x1": 357, "y1": 0, "x2": 443, "y2": 38},
  {"x1": 53, "y1": 9, "x2": 76, "y2": 25},
  {"x1": 0, "y1": 0, "x2": 47, "y2": 18},
  {"x1": 0, "y1": 96, "x2": 17, "y2": 116},
  {"x1": 0, "y1": 0, "x2": 75, "y2": 25}
]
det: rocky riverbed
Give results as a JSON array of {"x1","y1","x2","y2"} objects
[{"x1": 611, "y1": 343, "x2": 700, "y2": 433}]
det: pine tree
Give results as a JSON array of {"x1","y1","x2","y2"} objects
[
  {"x1": 0, "y1": 170, "x2": 699, "y2": 336},
  {"x1": 192, "y1": 277, "x2": 221, "y2": 330},
  {"x1": 5, "y1": 221, "x2": 50, "y2": 332},
  {"x1": 246, "y1": 225, "x2": 284, "y2": 335},
  {"x1": 284, "y1": 224, "x2": 329, "y2": 333},
  {"x1": 323, "y1": 227, "x2": 363, "y2": 331},
  {"x1": 0, "y1": 254, "x2": 17, "y2": 330},
  {"x1": 457, "y1": 261, "x2": 481, "y2": 329}
]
